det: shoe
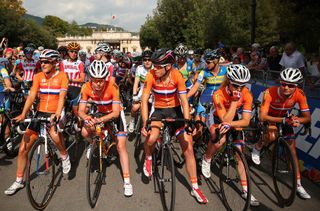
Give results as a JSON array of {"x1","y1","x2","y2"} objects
[
  {"x1": 251, "y1": 146, "x2": 261, "y2": 165},
  {"x1": 191, "y1": 187, "x2": 208, "y2": 204},
  {"x1": 62, "y1": 155, "x2": 71, "y2": 174},
  {"x1": 241, "y1": 191, "x2": 260, "y2": 207},
  {"x1": 297, "y1": 185, "x2": 311, "y2": 199},
  {"x1": 6, "y1": 138, "x2": 12, "y2": 151},
  {"x1": 201, "y1": 157, "x2": 211, "y2": 178},
  {"x1": 124, "y1": 183, "x2": 133, "y2": 197},
  {"x1": 143, "y1": 158, "x2": 152, "y2": 177},
  {"x1": 128, "y1": 119, "x2": 135, "y2": 133},
  {"x1": 86, "y1": 144, "x2": 92, "y2": 160},
  {"x1": 4, "y1": 181, "x2": 24, "y2": 195}
]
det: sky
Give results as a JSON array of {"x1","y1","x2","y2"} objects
[{"x1": 22, "y1": 0, "x2": 158, "y2": 32}]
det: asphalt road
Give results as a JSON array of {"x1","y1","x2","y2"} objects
[{"x1": 1, "y1": 114, "x2": 320, "y2": 211}]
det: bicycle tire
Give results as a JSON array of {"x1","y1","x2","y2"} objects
[
  {"x1": 155, "y1": 145, "x2": 176, "y2": 211},
  {"x1": 86, "y1": 140, "x2": 103, "y2": 208},
  {"x1": 219, "y1": 145, "x2": 251, "y2": 211},
  {"x1": 272, "y1": 139, "x2": 297, "y2": 207},
  {"x1": 26, "y1": 138, "x2": 56, "y2": 210}
]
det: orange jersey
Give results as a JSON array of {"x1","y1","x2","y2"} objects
[
  {"x1": 260, "y1": 86, "x2": 310, "y2": 117},
  {"x1": 212, "y1": 86, "x2": 253, "y2": 118},
  {"x1": 31, "y1": 71, "x2": 69, "y2": 113},
  {"x1": 79, "y1": 81, "x2": 121, "y2": 113},
  {"x1": 143, "y1": 69, "x2": 187, "y2": 108}
]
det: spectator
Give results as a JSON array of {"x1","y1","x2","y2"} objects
[
  {"x1": 236, "y1": 47, "x2": 245, "y2": 63},
  {"x1": 279, "y1": 42, "x2": 306, "y2": 74},
  {"x1": 306, "y1": 54, "x2": 320, "y2": 89},
  {"x1": 246, "y1": 51, "x2": 267, "y2": 80},
  {"x1": 267, "y1": 46, "x2": 282, "y2": 79},
  {"x1": 232, "y1": 56, "x2": 241, "y2": 64}
]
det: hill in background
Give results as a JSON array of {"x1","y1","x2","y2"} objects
[{"x1": 23, "y1": 14, "x2": 125, "y2": 32}]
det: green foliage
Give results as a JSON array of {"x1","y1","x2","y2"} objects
[
  {"x1": 140, "y1": 17, "x2": 160, "y2": 50},
  {"x1": 140, "y1": 0, "x2": 320, "y2": 52}
]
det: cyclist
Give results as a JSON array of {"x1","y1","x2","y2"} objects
[
  {"x1": 59, "y1": 42, "x2": 85, "y2": 132},
  {"x1": 0, "y1": 65, "x2": 15, "y2": 149},
  {"x1": 251, "y1": 68, "x2": 311, "y2": 199},
  {"x1": 4, "y1": 49, "x2": 71, "y2": 195},
  {"x1": 174, "y1": 43, "x2": 194, "y2": 90},
  {"x1": 57, "y1": 46, "x2": 69, "y2": 60},
  {"x1": 141, "y1": 48, "x2": 208, "y2": 203},
  {"x1": 78, "y1": 60, "x2": 133, "y2": 197},
  {"x1": 201, "y1": 64, "x2": 260, "y2": 206},
  {"x1": 94, "y1": 43, "x2": 114, "y2": 82},
  {"x1": 16, "y1": 47, "x2": 41, "y2": 97},
  {"x1": 128, "y1": 49, "x2": 153, "y2": 133},
  {"x1": 187, "y1": 50, "x2": 226, "y2": 143}
]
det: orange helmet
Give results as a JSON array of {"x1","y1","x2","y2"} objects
[{"x1": 67, "y1": 42, "x2": 80, "y2": 51}]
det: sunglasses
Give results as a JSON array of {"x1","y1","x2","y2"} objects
[
  {"x1": 280, "y1": 82, "x2": 297, "y2": 88},
  {"x1": 91, "y1": 78, "x2": 105, "y2": 83},
  {"x1": 230, "y1": 82, "x2": 245, "y2": 89},
  {"x1": 206, "y1": 60, "x2": 214, "y2": 64},
  {"x1": 40, "y1": 60, "x2": 52, "y2": 64},
  {"x1": 154, "y1": 64, "x2": 167, "y2": 69},
  {"x1": 69, "y1": 50, "x2": 78, "y2": 54},
  {"x1": 143, "y1": 58, "x2": 151, "y2": 62}
]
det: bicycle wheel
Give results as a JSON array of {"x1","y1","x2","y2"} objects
[
  {"x1": 154, "y1": 145, "x2": 176, "y2": 211},
  {"x1": 219, "y1": 145, "x2": 251, "y2": 211},
  {"x1": 272, "y1": 139, "x2": 297, "y2": 206},
  {"x1": 26, "y1": 138, "x2": 56, "y2": 210},
  {"x1": 86, "y1": 140, "x2": 103, "y2": 208}
]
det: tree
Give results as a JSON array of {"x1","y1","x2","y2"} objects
[{"x1": 139, "y1": 16, "x2": 160, "y2": 50}]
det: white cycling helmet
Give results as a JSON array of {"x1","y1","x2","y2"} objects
[
  {"x1": 174, "y1": 43, "x2": 188, "y2": 57},
  {"x1": 89, "y1": 60, "x2": 109, "y2": 79},
  {"x1": 280, "y1": 68, "x2": 303, "y2": 84},
  {"x1": 39, "y1": 49, "x2": 59, "y2": 61},
  {"x1": 227, "y1": 64, "x2": 251, "y2": 85},
  {"x1": 95, "y1": 44, "x2": 111, "y2": 54}
]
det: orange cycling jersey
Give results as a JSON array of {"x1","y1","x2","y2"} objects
[
  {"x1": 260, "y1": 86, "x2": 309, "y2": 117},
  {"x1": 143, "y1": 69, "x2": 187, "y2": 108},
  {"x1": 79, "y1": 81, "x2": 121, "y2": 113},
  {"x1": 31, "y1": 71, "x2": 69, "y2": 113},
  {"x1": 212, "y1": 86, "x2": 253, "y2": 118}
]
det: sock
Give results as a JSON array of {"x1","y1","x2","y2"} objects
[
  {"x1": 16, "y1": 177, "x2": 23, "y2": 183},
  {"x1": 205, "y1": 156, "x2": 211, "y2": 163},
  {"x1": 297, "y1": 178, "x2": 301, "y2": 187},
  {"x1": 191, "y1": 178, "x2": 198, "y2": 189},
  {"x1": 123, "y1": 173, "x2": 130, "y2": 184},
  {"x1": 61, "y1": 153, "x2": 68, "y2": 160}
]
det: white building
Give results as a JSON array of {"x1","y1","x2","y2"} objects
[{"x1": 57, "y1": 30, "x2": 142, "y2": 54}]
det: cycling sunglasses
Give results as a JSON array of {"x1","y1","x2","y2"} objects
[
  {"x1": 280, "y1": 82, "x2": 297, "y2": 88},
  {"x1": 40, "y1": 60, "x2": 52, "y2": 64},
  {"x1": 69, "y1": 50, "x2": 78, "y2": 54},
  {"x1": 143, "y1": 58, "x2": 152, "y2": 62}
]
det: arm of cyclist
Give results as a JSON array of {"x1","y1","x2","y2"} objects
[
  {"x1": 141, "y1": 74, "x2": 152, "y2": 136},
  {"x1": 70, "y1": 72, "x2": 85, "y2": 83},
  {"x1": 132, "y1": 74, "x2": 140, "y2": 101},
  {"x1": 97, "y1": 102, "x2": 120, "y2": 123},
  {"x1": 3, "y1": 73, "x2": 15, "y2": 92},
  {"x1": 50, "y1": 75, "x2": 68, "y2": 123},
  {"x1": 187, "y1": 81, "x2": 200, "y2": 98},
  {"x1": 15, "y1": 63, "x2": 23, "y2": 82}
]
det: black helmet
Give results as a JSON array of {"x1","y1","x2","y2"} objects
[
  {"x1": 204, "y1": 49, "x2": 220, "y2": 61},
  {"x1": 120, "y1": 55, "x2": 132, "y2": 69},
  {"x1": 151, "y1": 48, "x2": 175, "y2": 65},
  {"x1": 194, "y1": 48, "x2": 204, "y2": 56},
  {"x1": 142, "y1": 49, "x2": 153, "y2": 58},
  {"x1": 57, "y1": 46, "x2": 68, "y2": 53}
]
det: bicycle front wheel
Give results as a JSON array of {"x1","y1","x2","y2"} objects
[
  {"x1": 86, "y1": 140, "x2": 103, "y2": 208},
  {"x1": 219, "y1": 145, "x2": 251, "y2": 211},
  {"x1": 272, "y1": 139, "x2": 297, "y2": 207},
  {"x1": 155, "y1": 145, "x2": 176, "y2": 211},
  {"x1": 26, "y1": 138, "x2": 56, "y2": 210}
]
